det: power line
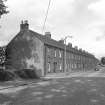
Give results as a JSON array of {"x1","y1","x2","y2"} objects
[{"x1": 42, "y1": 0, "x2": 52, "y2": 34}]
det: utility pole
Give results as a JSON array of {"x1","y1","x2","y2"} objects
[{"x1": 64, "y1": 36, "x2": 72, "y2": 74}]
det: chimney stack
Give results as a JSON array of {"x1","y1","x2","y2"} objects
[
  {"x1": 59, "y1": 39, "x2": 64, "y2": 44},
  {"x1": 74, "y1": 46, "x2": 78, "y2": 49},
  {"x1": 79, "y1": 48, "x2": 82, "y2": 51},
  {"x1": 20, "y1": 20, "x2": 29, "y2": 31},
  {"x1": 45, "y1": 32, "x2": 51, "y2": 38},
  {"x1": 68, "y1": 43, "x2": 72, "y2": 47}
]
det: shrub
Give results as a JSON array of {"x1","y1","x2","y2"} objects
[
  {"x1": 0, "y1": 70, "x2": 15, "y2": 81},
  {"x1": 14, "y1": 70, "x2": 28, "y2": 79},
  {"x1": 101, "y1": 57, "x2": 105, "y2": 65},
  {"x1": 15, "y1": 68, "x2": 40, "y2": 79}
]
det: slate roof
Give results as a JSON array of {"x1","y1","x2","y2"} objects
[
  {"x1": 29, "y1": 30, "x2": 96, "y2": 58},
  {"x1": 7, "y1": 28, "x2": 96, "y2": 59}
]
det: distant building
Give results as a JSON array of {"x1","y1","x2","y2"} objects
[{"x1": 5, "y1": 20, "x2": 99, "y2": 77}]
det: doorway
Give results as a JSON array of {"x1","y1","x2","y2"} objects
[{"x1": 53, "y1": 62, "x2": 57, "y2": 73}]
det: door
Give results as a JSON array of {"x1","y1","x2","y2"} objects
[{"x1": 53, "y1": 62, "x2": 57, "y2": 73}]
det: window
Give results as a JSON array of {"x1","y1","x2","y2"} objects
[
  {"x1": 72, "y1": 54, "x2": 74, "y2": 59},
  {"x1": 59, "y1": 63, "x2": 62, "y2": 70},
  {"x1": 54, "y1": 50, "x2": 56, "y2": 57},
  {"x1": 59, "y1": 50, "x2": 62, "y2": 58},
  {"x1": 79, "y1": 56, "x2": 80, "y2": 60},
  {"x1": 69, "y1": 54, "x2": 71, "y2": 59},
  {"x1": 47, "y1": 47, "x2": 50, "y2": 53},
  {"x1": 75, "y1": 64, "x2": 77, "y2": 69},
  {"x1": 74, "y1": 55, "x2": 76, "y2": 59},
  {"x1": 48, "y1": 63, "x2": 51, "y2": 73}
]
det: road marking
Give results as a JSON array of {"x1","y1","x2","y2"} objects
[
  {"x1": 32, "y1": 92, "x2": 43, "y2": 96},
  {"x1": 0, "y1": 101, "x2": 11, "y2": 105},
  {"x1": 36, "y1": 97, "x2": 43, "y2": 101},
  {"x1": 0, "y1": 86, "x2": 27, "y2": 94},
  {"x1": 44, "y1": 94, "x2": 54, "y2": 98},
  {"x1": 62, "y1": 94, "x2": 67, "y2": 97},
  {"x1": 74, "y1": 79, "x2": 84, "y2": 84},
  {"x1": 88, "y1": 88, "x2": 97, "y2": 93},
  {"x1": 61, "y1": 90, "x2": 67, "y2": 93},
  {"x1": 51, "y1": 89, "x2": 61, "y2": 92},
  {"x1": 37, "y1": 81, "x2": 50, "y2": 86},
  {"x1": 90, "y1": 99, "x2": 99, "y2": 103}
]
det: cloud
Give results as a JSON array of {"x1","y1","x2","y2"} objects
[
  {"x1": 89, "y1": 0, "x2": 105, "y2": 18},
  {"x1": 95, "y1": 24, "x2": 105, "y2": 41},
  {"x1": 0, "y1": 0, "x2": 105, "y2": 58}
]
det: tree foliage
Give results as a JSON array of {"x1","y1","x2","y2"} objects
[
  {"x1": 101, "y1": 57, "x2": 105, "y2": 65},
  {"x1": 0, "y1": 0, "x2": 8, "y2": 17}
]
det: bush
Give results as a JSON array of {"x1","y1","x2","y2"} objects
[
  {"x1": 25, "y1": 69, "x2": 39, "y2": 79},
  {"x1": 14, "y1": 70, "x2": 28, "y2": 79},
  {"x1": 15, "y1": 69, "x2": 40, "y2": 79},
  {"x1": 0, "y1": 68, "x2": 40, "y2": 81},
  {"x1": 101, "y1": 57, "x2": 105, "y2": 65},
  {"x1": 0, "y1": 70, "x2": 15, "y2": 81}
]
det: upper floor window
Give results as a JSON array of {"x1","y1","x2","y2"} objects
[
  {"x1": 79, "y1": 56, "x2": 80, "y2": 60},
  {"x1": 47, "y1": 47, "x2": 50, "y2": 53},
  {"x1": 54, "y1": 50, "x2": 56, "y2": 57},
  {"x1": 59, "y1": 50, "x2": 62, "y2": 58},
  {"x1": 69, "y1": 53, "x2": 71, "y2": 59},
  {"x1": 71, "y1": 54, "x2": 73, "y2": 59},
  {"x1": 72, "y1": 54, "x2": 74, "y2": 59}
]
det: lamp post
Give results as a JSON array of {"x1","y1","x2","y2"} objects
[{"x1": 64, "y1": 36, "x2": 72, "y2": 74}]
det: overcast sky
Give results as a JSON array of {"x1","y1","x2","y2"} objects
[{"x1": 0, "y1": 0, "x2": 105, "y2": 58}]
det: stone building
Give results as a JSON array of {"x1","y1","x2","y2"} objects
[{"x1": 5, "y1": 20, "x2": 99, "y2": 77}]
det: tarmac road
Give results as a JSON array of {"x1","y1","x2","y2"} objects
[{"x1": 0, "y1": 69, "x2": 105, "y2": 105}]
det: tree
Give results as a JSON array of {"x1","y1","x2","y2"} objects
[
  {"x1": 0, "y1": 0, "x2": 8, "y2": 17},
  {"x1": 101, "y1": 57, "x2": 105, "y2": 65}
]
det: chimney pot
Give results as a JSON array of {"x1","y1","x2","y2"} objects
[{"x1": 20, "y1": 20, "x2": 29, "y2": 31}]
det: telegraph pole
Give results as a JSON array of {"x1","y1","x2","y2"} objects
[{"x1": 64, "y1": 36, "x2": 72, "y2": 74}]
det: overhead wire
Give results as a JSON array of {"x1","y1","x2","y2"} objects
[{"x1": 42, "y1": 0, "x2": 52, "y2": 34}]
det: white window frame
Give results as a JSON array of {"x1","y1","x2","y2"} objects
[
  {"x1": 48, "y1": 62, "x2": 51, "y2": 72},
  {"x1": 54, "y1": 50, "x2": 56, "y2": 57},
  {"x1": 59, "y1": 63, "x2": 62, "y2": 70}
]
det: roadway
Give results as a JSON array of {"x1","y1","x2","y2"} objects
[{"x1": 0, "y1": 68, "x2": 105, "y2": 105}]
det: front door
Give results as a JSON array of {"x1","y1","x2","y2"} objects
[{"x1": 53, "y1": 62, "x2": 57, "y2": 73}]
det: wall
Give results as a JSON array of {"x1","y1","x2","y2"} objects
[
  {"x1": 44, "y1": 45, "x2": 64, "y2": 75},
  {"x1": 5, "y1": 31, "x2": 44, "y2": 76},
  {"x1": 44, "y1": 44, "x2": 98, "y2": 75}
]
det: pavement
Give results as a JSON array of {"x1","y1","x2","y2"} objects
[
  {"x1": 43, "y1": 70, "x2": 95, "y2": 79},
  {"x1": 0, "y1": 70, "x2": 102, "y2": 90},
  {"x1": 44, "y1": 67, "x2": 105, "y2": 79}
]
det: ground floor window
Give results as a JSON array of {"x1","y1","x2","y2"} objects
[
  {"x1": 48, "y1": 62, "x2": 51, "y2": 73},
  {"x1": 59, "y1": 63, "x2": 62, "y2": 71},
  {"x1": 71, "y1": 64, "x2": 74, "y2": 69}
]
